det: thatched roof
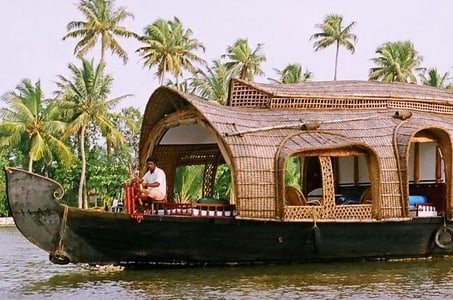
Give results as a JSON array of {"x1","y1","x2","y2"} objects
[{"x1": 229, "y1": 78, "x2": 453, "y2": 103}]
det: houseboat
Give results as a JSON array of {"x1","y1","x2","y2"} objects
[{"x1": 5, "y1": 78, "x2": 453, "y2": 267}]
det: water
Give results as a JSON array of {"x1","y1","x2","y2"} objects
[{"x1": 1, "y1": 226, "x2": 453, "y2": 300}]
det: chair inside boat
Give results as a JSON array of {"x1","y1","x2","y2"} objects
[
  {"x1": 285, "y1": 186, "x2": 321, "y2": 206},
  {"x1": 124, "y1": 179, "x2": 167, "y2": 215},
  {"x1": 359, "y1": 187, "x2": 372, "y2": 204},
  {"x1": 341, "y1": 187, "x2": 372, "y2": 205},
  {"x1": 139, "y1": 190, "x2": 168, "y2": 215}
]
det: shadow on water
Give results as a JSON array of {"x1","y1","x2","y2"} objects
[
  {"x1": 18, "y1": 258, "x2": 453, "y2": 299},
  {"x1": 2, "y1": 226, "x2": 453, "y2": 299}
]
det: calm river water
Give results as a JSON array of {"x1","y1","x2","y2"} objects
[{"x1": 1, "y1": 226, "x2": 453, "y2": 299}]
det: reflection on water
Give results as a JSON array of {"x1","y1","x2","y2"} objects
[{"x1": 1, "y1": 226, "x2": 453, "y2": 299}]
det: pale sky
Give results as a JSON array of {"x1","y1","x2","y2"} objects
[{"x1": 1, "y1": 0, "x2": 452, "y2": 112}]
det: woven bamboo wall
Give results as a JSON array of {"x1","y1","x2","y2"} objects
[
  {"x1": 225, "y1": 132, "x2": 281, "y2": 219},
  {"x1": 140, "y1": 80, "x2": 453, "y2": 221}
]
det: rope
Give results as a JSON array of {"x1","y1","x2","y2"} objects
[
  {"x1": 311, "y1": 207, "x2": 318, "y2": 227},
  {"x1": 225, "y1": 122, "x2": 306, "y2": 137},
  {"x1": 55, "y1": 205, "x2": 69, "y2": 256},
  {"x1": 49, "y1": 205, "x2": 70, "y2": 264},
  {"x1": 224, "y1": 115, "x2": 379, "y2": 137},
  {"x1": 311, "y1": 208, "x2": 321, "y2": 254}
]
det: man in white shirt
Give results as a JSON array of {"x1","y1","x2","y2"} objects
[{"x1": 142, "y1": 157, "x2": 166, "y2": 201}]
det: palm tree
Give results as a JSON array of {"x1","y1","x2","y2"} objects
[
  {"x1": 0, "y1": 79, "x2": 72, "y2": 172},
  {"x1": 310, "y1": 14, "x2": 358, "y2": 81},
  {"x1": 165, "y1": 79, "x2": 195, "y2": 94},
  {"x1": 62, "y1": 0, "x2": 138, "y2": 64},
  {"x1": 136, "y1": 17, "x2": 206, "y2": 85},
  {"x1": 222, "y1": 38, "x2": 266, "y2": 81},
  {"x1": 191, "y1": 60, "x2": 234, "y2": 104},
  {"x1": 419, "y1": 67, "x2": 450, "y2": 88},
  {"x1": 55, "y1": 59, "x2": 131, "y2": 208},
  {"x1": 113, "y1": 106, "x2": 141, "y2": 174},
  {"x1": 268, "y1": 63, "x2": 312, "y2": 84},
  {"x1": 169, "y1": 18, "x2": 207, "y2": 85},
  {"x1": 369, "y1": 41, "x2": 423, "y2": 83},
  {"x1": 174, "y1": 165, "x2": 204, "y2": 203}
]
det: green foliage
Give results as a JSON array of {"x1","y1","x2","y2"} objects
[
  {"x1": 214, "y1": 164, "x2": 232, "y2": 199},
  {"x1": 51, "y1": 148, "x2": 130, "y2": 207},
  {"x1": 419, "y1": 68, "x2": 451, "y2": 88},
  {"x1": 110, "y1": 106, "x2": 142, "y2": 172},
  {"x1": 369, "y1": 40, "x2": 424, "y2": 83},
  {"x1": 86, "y1": 149, "x2": 129, "y2": 207},
  {"x1": 310, "y1": 14, "x2": 357, "y2": 80},
  {"x1": 172, "y1": 163, "x2": 232, "y2": 203},
  {"x1": 165, "y1": 79, "x2": 196, "y2": 94},
  {"x1": 173, "y1": 165, "x2": 204, "y2": 203},
  {"x1": 62, "y1": 0, "x2": 139, "y2": 63},
  {"x1": 222, "y1": 38, "x2": 266, "y2": 81},
  {"x1": 53, "y1": 159, "x2": 82, "y2": 207},
  {"x1": 311, "y1": 14, "x2": 357, "y2": 54},
  {"x1": 285, "y1": 156, "x2": 301, "y2": 189},
  {"x1": 0, "y1": 150, "x2": 11, "y2": 216},
  {"x1": 191, "y1": 60, "x2": 234, "y2": 105},
  {"x1": 0, "y1": 79, "x2": 72, "y2": 172},
  {"x1": 55, "y1": 58, "x2": 131, "y2": 208},
  {"x1": 269, "y1": 63, "x2": 312, "y2": 84},
  {"x1": 137, "y1": 17, "x2": 206, "y2": 85}
]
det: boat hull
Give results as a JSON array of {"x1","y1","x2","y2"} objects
[{"x1": 5, "y1": 167, "x2": 453, "y2": 266}]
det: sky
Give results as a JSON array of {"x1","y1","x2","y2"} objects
[{"x1": 1, "y1": 0, "x2": 453, "y2": 112}]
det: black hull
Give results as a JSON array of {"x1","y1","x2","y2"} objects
[{"x1": 5, "y1": 167, "x2": 453, "y2": 266}]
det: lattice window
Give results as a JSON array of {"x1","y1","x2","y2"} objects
[
  {"x1": 271, "y1": 98, "x2": 387, "y2": 110},
  {"x1": 283, "y1": 206, "x2": 325, "y2": 220},
  {"x1": 269, "y1": 98, "x2": 453, "y2": 115},
  {"x1": 388, "y1": 100, "x2": 453, "y2": 115},
  {"x1": 202, "y1": 163, "x2": 216, "y2": 198},
  {"x1": 283, "y1": 205, "x2": 372, "y2": 220},
  {"x1": 229, "y1": 82, "x2": 270, "y2": 107}
]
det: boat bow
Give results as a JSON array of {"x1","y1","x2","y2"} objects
[
  {"x1": 5, "y1": 167, "x2": 65, "y2": 254},
  {"x1": 4, "y1": 167, "x2": 110, "y2": 265}
]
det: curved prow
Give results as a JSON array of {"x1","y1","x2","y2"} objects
[{"x1": 4, "y1": 167, "x2": 65, "y2": 255}]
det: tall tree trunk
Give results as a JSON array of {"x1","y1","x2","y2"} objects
[
  {"x1": 28, "y1": 157, "x2": 33, "y2": 172},
  {"x1": 106, "y1": 134, "x2": 112, "y2": 157},
  {"x1": 77, "y1": 126, "x2": 87, "y2": 209},
  {"x1": 159, "y1": 64, "x2": 167, "y2": 85},
  {"x1": 334, "y1": 42, "x2": 340, "y2": 81},
  {"x1": 240, "y1": 67, "x2": 247, "y2": 80},
  {"x1": 101, "y1": 40, "x2": 105, "y2": 65},
  {"x1": 83, "y1": 177, "x2": 88, "y2": 209}
]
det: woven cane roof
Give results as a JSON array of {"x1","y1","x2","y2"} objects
[
  {"x1": 228, "y1": 79, "x2": 453, "y2": 112},
  {"x1": 229, "y1": 78, "x2": 453, "y2": 103},
  {"x1": 140, "y1": 80, "x2": 453, "y2": 220}
]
